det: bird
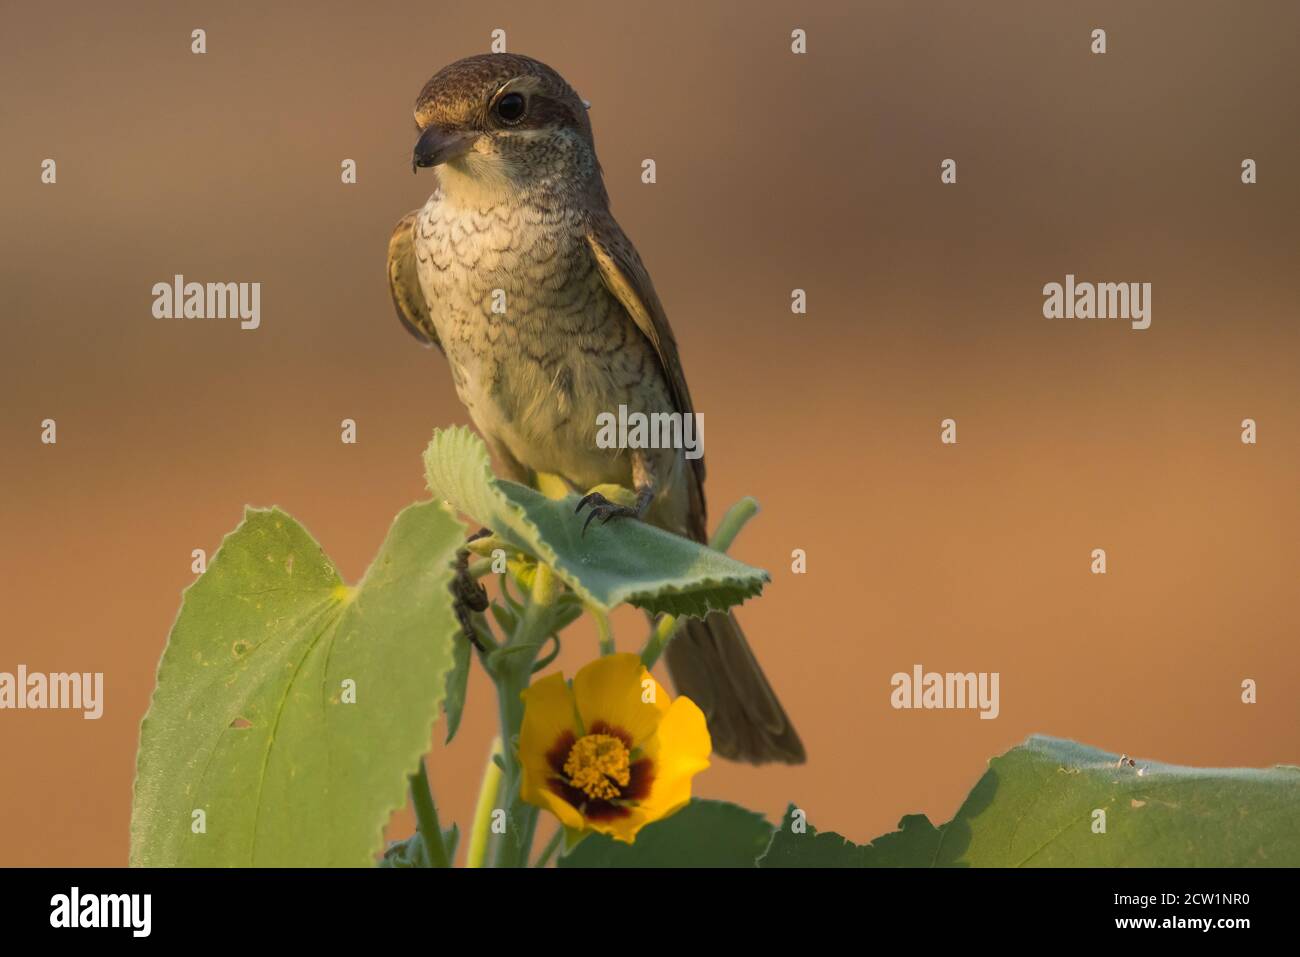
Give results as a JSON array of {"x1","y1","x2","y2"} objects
[{"x1": 387, "y1": 53, "x2": 803, "y2": 764}]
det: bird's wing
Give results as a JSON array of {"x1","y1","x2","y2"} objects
[
  {"x1": 585, "y1": 209, "x2": 708, "y2": 538},
  {"x1": 387, "y1": 210, "x2": 441, "y2": 351}
]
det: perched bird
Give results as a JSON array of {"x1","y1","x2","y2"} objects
[{"x1": 388, "y1": 53, "x2": 803, "y2": 764}]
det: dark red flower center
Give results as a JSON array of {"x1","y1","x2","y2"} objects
[{"x1": 545, "y1": 722, "x2": 654, "y2": 821}]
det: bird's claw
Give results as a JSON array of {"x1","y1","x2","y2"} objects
[{"x1": 574, "y1": 491, "x2": 638, "y2": 535}]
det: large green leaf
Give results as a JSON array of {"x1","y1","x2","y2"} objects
[
  {"x1": 759, "y1": 807, "x2": 938, "y2": 867},
  {"x1": 423, "y1": 426, "x2": 769, "y2": 619},
  {"x1": 130, "y1": 502, "x2": 465, "y2": 866},
  {"x1": 558, "y1": 799, "x2": 774, "y2": 867},
  {"x1": 760, "y1": 736, "x2": 1300, "y2": 867}
]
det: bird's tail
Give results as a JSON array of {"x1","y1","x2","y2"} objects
[{"x1": 664, "y1": 610, "x2": 805, "y2": 765}]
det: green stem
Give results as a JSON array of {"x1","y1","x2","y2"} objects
[
  {"x1": 491, "y1": 563, "x2": 556, "y2": 868},
  {"x1": 533, "y1": 827, "x2": 564, "y2": 867},
  {"x1": 467, "y1": 556, "x2": 494, "y2": 579},
  {"x1": 468, "y1": 610, "x2": 500, "y2": 653},
  {"x1": 640, "y1": 612, "x2": 678, "y2": 669},
  {"x1": 592, "y1": 606, "x2": 615, "y2": 656},
  {"x1": 466, "y1": 737, "x2": 502, "y2": 868},
  {"x1": 409, "y1": 758, "x2": 451, "y2": 868},
  {"x1": 710, "y1": 496, "x2": 759, "y2": 553}
]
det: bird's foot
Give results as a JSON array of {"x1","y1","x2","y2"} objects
[{"x1": 575, "y1": 491, "x2": 639, "y2": 535}]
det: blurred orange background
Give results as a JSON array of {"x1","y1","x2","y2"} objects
[{"x1": 1, "y1": 0, "x2": 1297, "y2": 866}]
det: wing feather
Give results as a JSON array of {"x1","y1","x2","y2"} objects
[
  {"x1": 387, "y1": 210, "x2": 441, "y2": 351},
  {"x1": 584, "y1": 210, "x2": 707, "y2": 538}
]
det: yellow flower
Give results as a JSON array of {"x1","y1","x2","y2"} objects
[{"x1": 519, "y1": 653, "x2": 711, "y2": 844}]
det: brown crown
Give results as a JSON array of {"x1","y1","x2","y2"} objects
[{"x1": 414, "y1": 53, "x2": 590, "y2": 140}]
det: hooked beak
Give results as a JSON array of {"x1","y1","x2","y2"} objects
[{"x1": 412, "y1": 125, "x2": 474, "y2": 172}]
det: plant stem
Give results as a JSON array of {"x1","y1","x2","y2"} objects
[
  {"x1": 533, "y1": 827, "x2": 564, "y2": 867},
  {"x1": 468, "y1": 610, "x2": 500, "y2": 653},
  {"x1": 466, "y1": 737, "x2": 503, "y2": 868},
  {"x1": 409, "y1": 758, "x2": 450, "y2": 868},
  {"x1": 592, "y1": 606, "x2": 614, "y2": 656},
  {"x1": 710, "y1": 496, "x2": 759, "y2": 553},
  {"x1": 640, "y1": 612, "x2": 678, "y2": 669},
  {"x1": 491, "y1": 562, "x2": 556, "y2": 868}
]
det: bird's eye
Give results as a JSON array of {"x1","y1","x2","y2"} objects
[{"x1": 494, "y1": 92, "x2": 527, "y2": 124}]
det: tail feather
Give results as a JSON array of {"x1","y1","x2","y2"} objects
[{"x1": 665, "y1": 610, "x2": 805, "y2": 765}]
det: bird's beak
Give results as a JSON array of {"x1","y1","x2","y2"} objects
[{"x1": 412, "y1": 125, "x2": 474, "y2": 172}]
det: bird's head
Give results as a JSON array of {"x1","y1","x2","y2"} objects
[{"x1": 411, "y1": 54, "x2": 598, "y2": 201}]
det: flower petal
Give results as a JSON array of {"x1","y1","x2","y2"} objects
[
  {"x1": 571, "y1": 653, "x2": 668, "y2": 748},
  {"x1": 519, "y1": 672, "x2": 580, "y2": 752},
  {"x1": 582, "y1": 804, "x2": 653, "y2": 844},
  {"x1": 636, "y1": 695, "x2": 712, "y2": 822},
  {"x1": 524, "y1": 783, "x2": 585, "y2": 833},
  {"x1": 518, "y1": 672, "x2": 584, "y2": 829}
]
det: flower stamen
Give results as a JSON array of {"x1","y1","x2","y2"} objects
[{"x1": 563, "y1": 733, "x2": 631, "y2": 801}]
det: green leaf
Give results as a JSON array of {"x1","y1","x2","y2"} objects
[
  {"x1": 423, "y1": 426, "x2": 768, "y2": 618},
  {"x1": 443, "y1": 630, "x2": 471, "y2": 743},
  {"x1": 130, "y1": 501, "x2": 465, "y2": 866},
  {"x1": 558, "y1": 799, "x2": 774, "y2": 867},
  {"x1": 760, "y1": 736, "x2": 1300, "y2": 867},
  {"x1": 759, "y1": 806, "x2": 939, "y2": 867}
]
